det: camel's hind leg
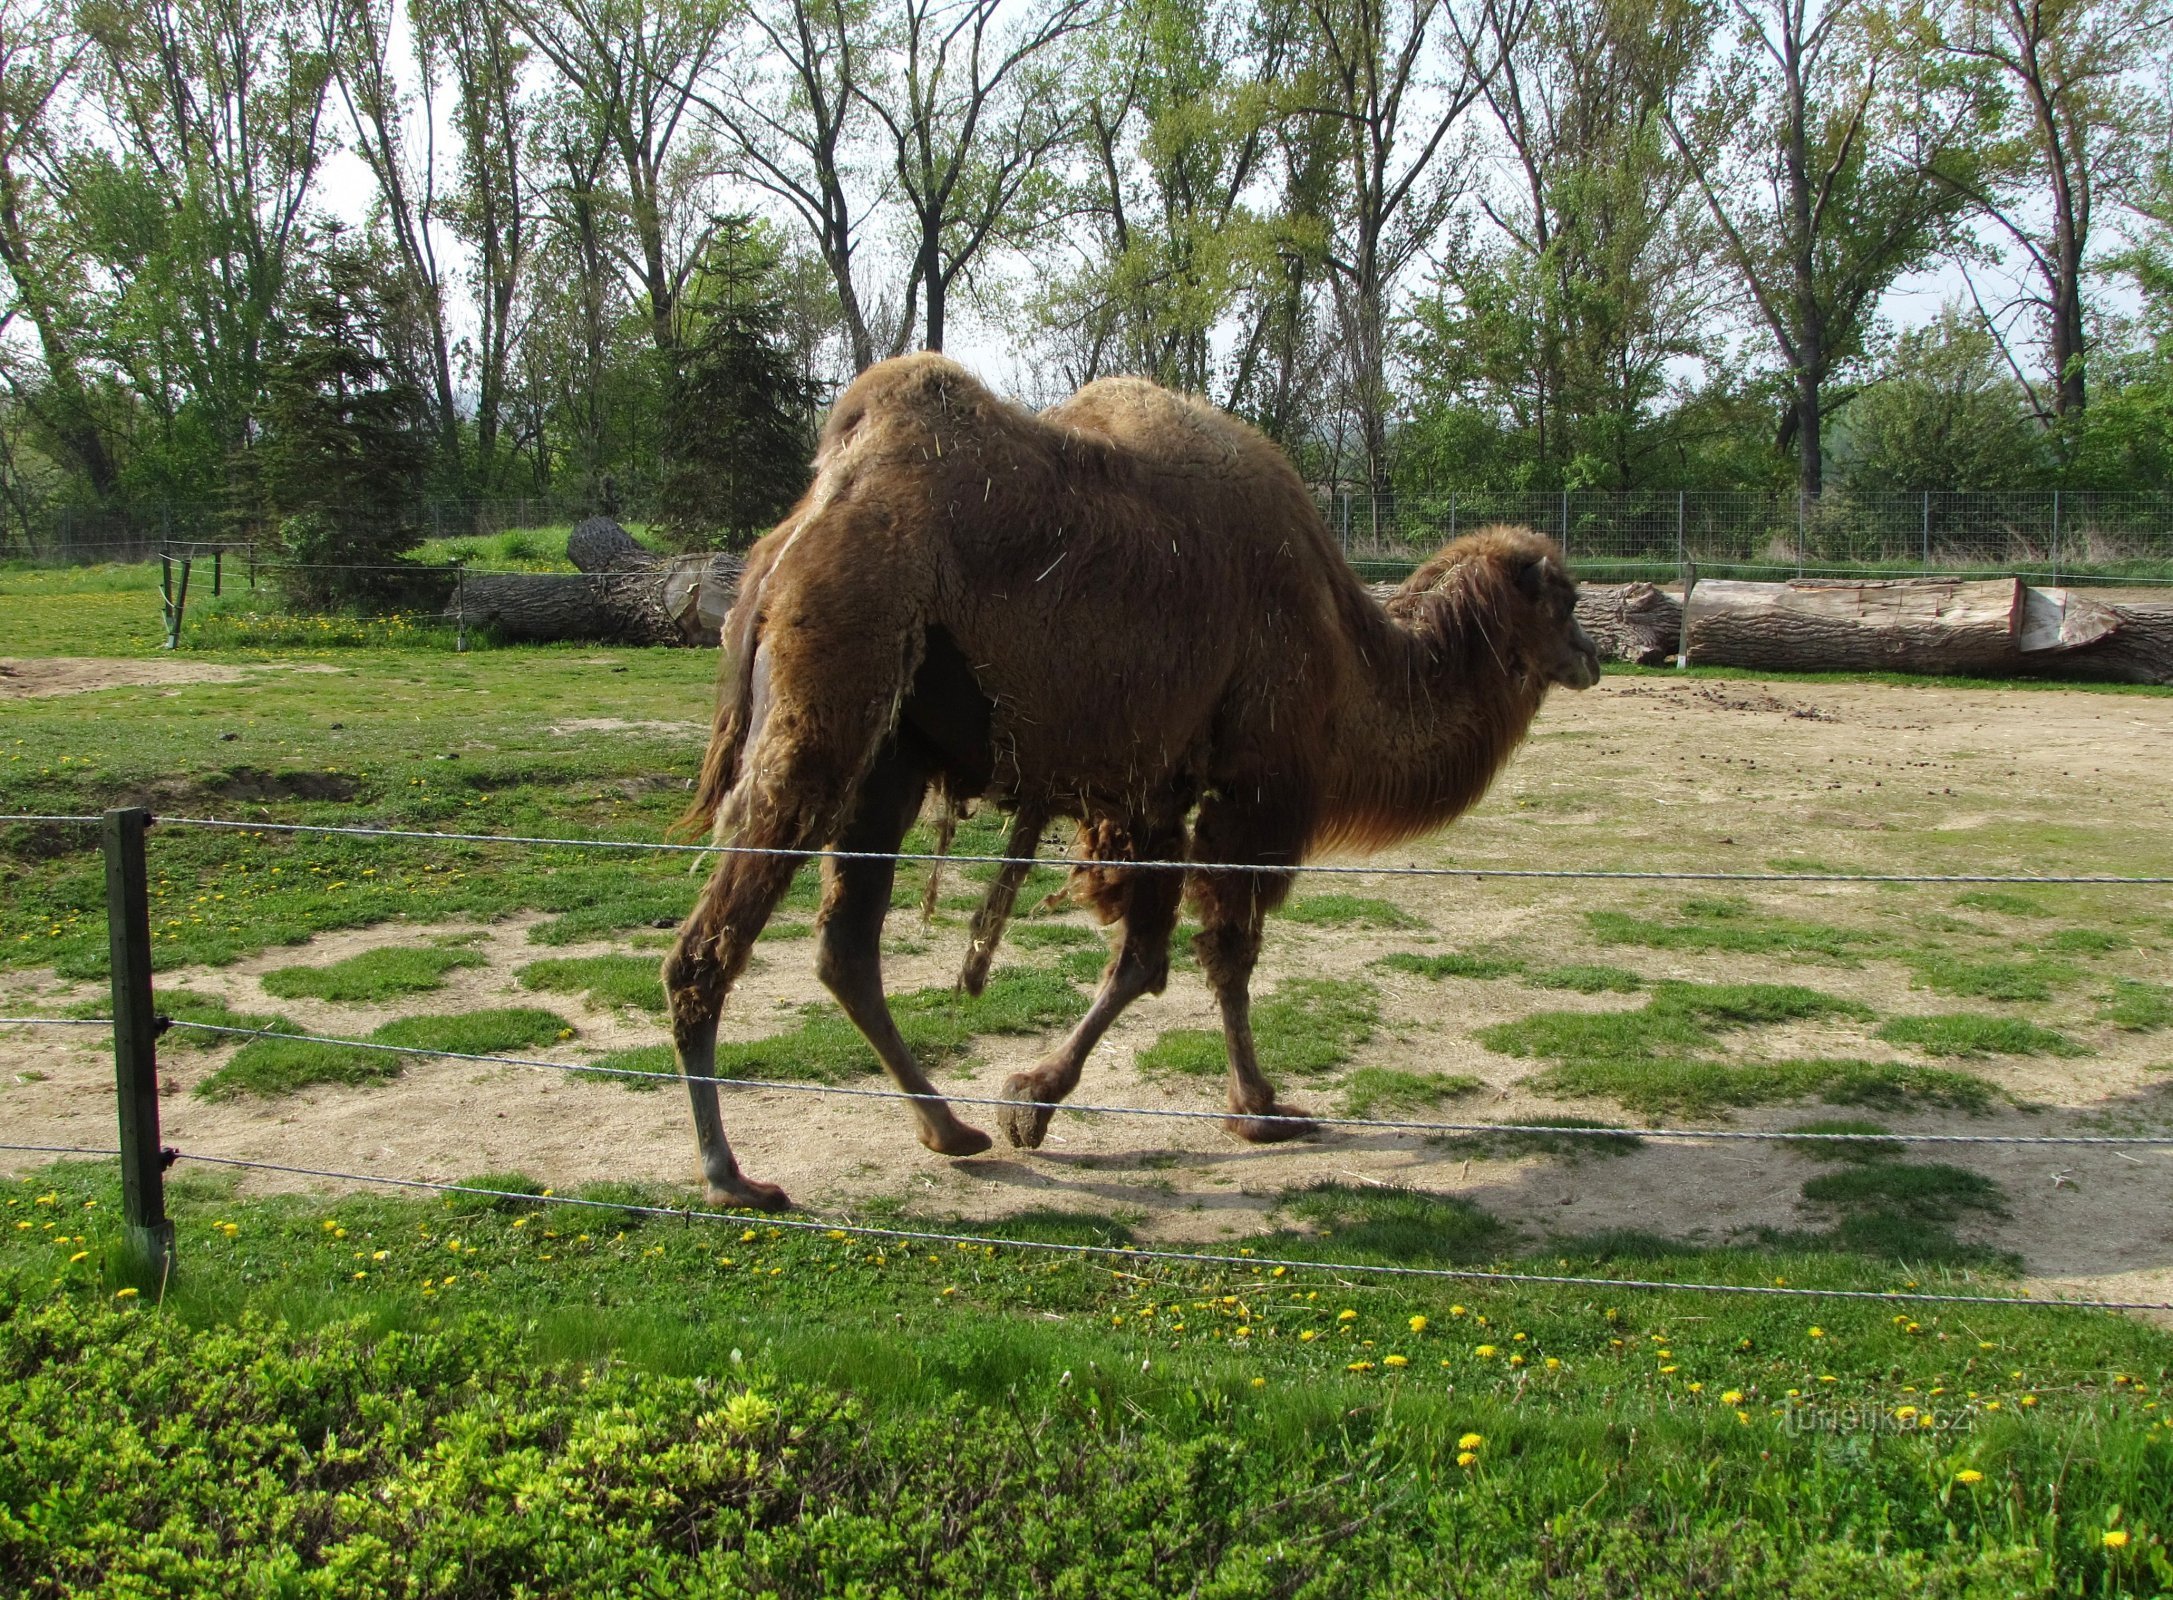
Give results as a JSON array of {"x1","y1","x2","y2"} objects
[
  {"x1": 996, "y1": 823, "x2": 1185, "y2": 1150},
  {"x1": 958, "y1": 804, "x2": 1049, "y2": 998},
  {"x1": 816, "y1": 740, "x2": 992, "y2": 1158},
  {"x1": 1189, "y1": 808, "x2": 1317, "y2": 1143}
]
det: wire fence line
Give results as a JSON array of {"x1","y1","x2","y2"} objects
[
  {"x1": 3, "y1": 1140, "x2": 2160, "y2": 1313},
  {"x1": 8, "y1": 1012, "x2": 2171, "y2": 1150},
  {"x1": 7, "y1": 813, "x2": 2172, "y2": 886}
]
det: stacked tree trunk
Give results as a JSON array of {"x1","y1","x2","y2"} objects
[
  {"x1": 451, "y1": 517, "x2": 743, "y2": 646},
  {"x1": 1568, "y1": 576, "x2": 2173, "y2": 685}
]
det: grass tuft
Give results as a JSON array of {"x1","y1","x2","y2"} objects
[
  {"x1": 1530, "y1": 1056, "x2": 1996, "y2": 1119},
  {"x1": 197, "y1": 1007, "x2": 573, "y2": 1100},
  {"x1": 1273, "y1": 1181, "x2": 1513, "y2": 1264},
  {"x1": 518, "y1": 954, "x2": 668, "y2": 1015},
  {"x1": 1525, "y1": 964, "x2": 1645, "y2": 994},
  {"x1": 1278, "y1": 895, "x2": 1424, "y2": 931},
  {"x1": 1907, "y1": 954, "x2": 2077, "y2": 1002},
  {"x1": 1586, "y1": 899, "x2": 1878, "y2": 962},
  {"x1": 1429, "y1": 1115, "x2": 1643, "y2": 1161},
  {"x1": 2101, "y1": 979, "x2": 2173, "y2": 1032},
  {"x1": 1873, "y1": 1013, "x2": 2087, "y2": 1058},
  {"x1": 1371, "y1": 951, "x2": 1523, "y2": 981},
  {"x1": 1779, "y1": 1118, "x2": 1904, "y2": 1163},
  {"x1": 1138, "y1": 978, "x2": 1378, "y2": 1079},
  {"x1": 1337, "y1": 1067, "x2": 1484, "y2": 1119},
  {"x1": 1953, "y1": 890, "x2": 2052, "y2": 918},
  {"x1": 2039, "y1": 927, "x2": 2128, "y2": 954},
  {"x1": 261, "y1": 943, "x2": 487, "y2": 1002}
]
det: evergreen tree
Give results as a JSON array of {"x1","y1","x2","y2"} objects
[
  {"x1": 262, "y1": 245, "x2": 430, "y2": 608},
  {"x1": 658, "y1": 220, "x2": 820, "y2": 552}
]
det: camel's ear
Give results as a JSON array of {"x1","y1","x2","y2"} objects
[{"x1": 1515, "y1": 554, "x2": 1553, "y2": 600}]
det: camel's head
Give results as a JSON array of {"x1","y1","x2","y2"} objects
[{"x1": 1393, "y1": 526, "x2": 1602, "y2": 691}]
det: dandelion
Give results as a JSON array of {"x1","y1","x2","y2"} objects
[
  {"x1": 1456, "y1": 1450, "x2": 1478, "y2": 1467},
  {"x1": 2103, "y1": 1531, "x2": 2129, "y2": 1550},
  {"x1": 1409, "y1": 1315, "x2": 1428, "y2": 1334},
  {"x1": 68, "y1": 1251, "x2": 87, "y2": 1264},
  {"x1": 1475, "y1": 1344, "x2": 1497, "y2": 1358},
  {"x1": 1955, "y1": 1470, "x2": 1984, "y2": 1485},
  {"x1": 1299, "y1": 1330, "x2": 1318, "y2": 1342},
  {"x1": 1338, "y1": 1309, "x2": 1357, "y2": 1322},
  {"x1": 1686, "y1": 1381, "x2": 1703, "y2": 1393},
  {"x1": 1893, "y1": 1406, "x2": 1918, "y2": 1421},
  {"x1": 1658, "y1": 1365, "x2": 1678, "y2": 1374},
  {"x1": 1544, "y1": 1357, "x2": 1561, "y2": 1372},
  {"x1": 115, "y1": 1287, "x2": 138, "y2": 1300},
  {"x1": 1722, "y1": 1390, "x2": 1743, "y2": 1405},
  {"x1": 1458, "y1": 1432, "x2": 1484, "y2": 1450},
  {"x1": 1450, "y1": 1305, "x2": 1466, "y2": 1317},
  {"x1": 1808, "y1": 1326, "x2": 1825, "y2": 1338},
  {"x1": 1347, "y1": 1360, "x2": 1375, "y2": 1372},
  {"x1": 1384, "y1": 1355, "x2": 1409, "y2": 1368},
  {"x1": 1250, "y1": 1377, "x2": 1266, "y2": 1388},
  {"x1": 2019, "y1": 1395, "x2": 2038, "y2": 1407}
]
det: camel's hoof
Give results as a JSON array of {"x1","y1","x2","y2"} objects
[
  {"x1": 706, "y1": 1175, "x2": 793, "y2": 1212},
  {"x1": 921, "y1": 1120, "x2": 994, "y2": 1158},
  {"x1": 996, "y1": 1073, "x2": 1058, "y2": 1150},
  {"x1": 1224, "y1": 1105, "x2": 1319, "y2": 1144}
]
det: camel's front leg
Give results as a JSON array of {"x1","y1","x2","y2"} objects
[
  {"x1": 665, "y1": 850, "x2": 802, "y2": 1211},
  {"x1": 1193, "y1": 874, "x2": 1317, "y2": 1144},
  {"x1": 996, "y1": 852, "x2": 1183, "y2": 1149}
]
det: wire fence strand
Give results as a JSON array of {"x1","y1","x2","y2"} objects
[
  {"x1": 7, "y1": 813, "x2": 2172, "y2": 885},
  {"x1": 140, "y1": 1151, "x2": 2173, "y2": 1314}
]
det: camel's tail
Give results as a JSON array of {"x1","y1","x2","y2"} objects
[{"x1": 671, "y1": 548, "x2": 775, "y2": 844}]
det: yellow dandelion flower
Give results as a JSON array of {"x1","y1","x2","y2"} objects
[
  {"x1": 1347, "y1": 1360, "x2": 1375, "y2": 1372},
  {"x1": 1808, "y1": 1326, "x2": 1825, "y2": 1339},
  {"x1": 1338, "y1": 1309, "x2": 1358, "y2": 1322},
  {"x1": 1450, "y1": 1304, "x2": 1467, "y2": 1317},
  {"x1": 1300, "y1": 1329, "x2": 1318, "y2": 1342},
  {"x1": 1686, "y1": 1381, "x2": 1703, "y2": 1393},
  {"x1": 1384, "y1": 1354, "x2": 1409, "y2": 1368},
  {"x1": 1955, "y1": 1470, "x2": 1984, "y2": 1485},
  {"x1": 1659, "y1": 1364, "x2": 1679, "y2": 1374},
  {"x1": 1722, "y1": 1390, "x2": 1744, "y2": 1405},
  {"x1": 68, "y1": 1251, "x2": 87, "y2": 1264},
  {"x1": 1250, "y1": 1376, "x2": 1266, "y2": 1388},
  {"x1": 1475, "y1": 1344, "x2": 1497, "y2": 1358},
  {"x1": 1544, "y1": 1357, "x2": 1561, "y2": 1371},
  {"x1": 2020, "y1": 1395, "x2": 2038, "y2": 1407},
  {"x1": 1409, "y1": 1315, "x2": 1428, "y2": 1333},
  {"x1": 1458, "y1": 1432, "x2": 1484, "y2": 1450},
  {"x1": 114, "y1": 1287, "x2": 138, "y2": 1300},
  {"x1": 1455, "y1": 1450, "x2": 1478, "y2": 1467},
  {"x1": 1893, "y1": 1406, "x2": 1918, "y2": 1421},
  {"x1": 1509, "y1": 1354, "x2": 1526, "y2": 1367},
  {"x1": 2103, "y1": 1531, "x2": 2129, "y2": 1550}
]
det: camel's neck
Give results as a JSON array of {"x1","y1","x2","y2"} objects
[{"x1": 1311, "y1": 584, "x2": 1549, "y2": 854}]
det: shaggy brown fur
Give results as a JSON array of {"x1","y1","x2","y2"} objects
[{"x1": 663, "y1": 355, "x2": 1599, "y2": 1210}]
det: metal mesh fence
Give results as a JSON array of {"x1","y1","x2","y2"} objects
[
  {"x1": 1328, "y1": 490, "x2": 2173, "y2": 583},
  {"x1": 17, "y1": 496, "x2": 632, "y2": 565}
]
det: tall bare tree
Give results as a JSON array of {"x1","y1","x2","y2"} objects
[
  {"x1": 1929, "y1": 0, "x2": 2170, "y2": 417},
  {"x1": 1301, "y1": 0, "x2": 1525, "y2": 494},
  {"x1": 856, "y1": 0, "x2": 1094, "y2": 352},
  {"x1": 1665, "y1": 0, "x2": 1986, "y2": 497}
]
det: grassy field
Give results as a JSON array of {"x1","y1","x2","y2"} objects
[{"x1": 7, "y1": 562, "x2": 2173, "y2": 1592}]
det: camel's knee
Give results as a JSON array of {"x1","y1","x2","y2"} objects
[{"x1": 1191, "y1": 921, "x2": 1259, "y2": 993}]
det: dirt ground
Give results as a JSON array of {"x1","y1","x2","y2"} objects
[
  {"x1": 7, "y1": 671, "x2": 2173, "y2": 1307},
  {"x1": 0, "y1": 656, "x2": 345, "y2": 699}
]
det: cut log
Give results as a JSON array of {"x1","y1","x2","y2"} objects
[
  {"x1": 450, "y1": 549, "x2": 744, "y2": 646},
  {"x1": 566, "y1": 516, "x2": 653, "y2": 574},
  {"x1": 1685, "y1": 578, "x2": 2027, "y2": 674},
  {"x1": 1576, "y1": 582, "x2": 1682, "y2": 665},
  {"x1": 2020, "y1": 603, "x2": 2173, "y2": 685}
]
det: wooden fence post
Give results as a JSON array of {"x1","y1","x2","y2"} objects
[{"x1": 103, "y1": 808, "x2": 173, "y2": 1274}]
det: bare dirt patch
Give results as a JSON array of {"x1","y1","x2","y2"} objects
[
  {"x1": 7, "y1": 672, "x2": 2173, "y2": 1306},
  {"x1": 0, "y1": 657, "x2": 347, "y2": 700}
]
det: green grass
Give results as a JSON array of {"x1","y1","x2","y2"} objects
[
  {"x1": 1006, "y1": 922, "x2": 1099, "y2": 948},
  {"x1": 1138, "y1": 978, "x2": 1379, "y2": 1079},
  {"x1": 517, "y1": 954, "x2": 668, "y2": 1015},
  {"x1": 1800, "y1": 1161, "x2": 2009, "y2": 1224},
  {"x1": 2101, "y1": 979, "x2": 2173, "y2": 1031},
  {"x1": 1779, "y1": 1118, "x2": 1905, "y2": 1162},
  {"x1": 260, "y1": 941, "x2": 487, "y2": 1001},
  {"x1": 67, "y1": 986, "x2": 280, "y2": 1049},
  {"x1": 197, "y1": 1006, "x2": 574, "y2": 1099},
  {"x1": 1907, "y1": 954, "x2": 2080, "y2": 1002},
  {"x1": 1474, "y1": 980, "x2": 1995, "y2": 1118},
  {"x1": 1525, "y1": 963, "x2": 1645, "y2": 993},
  {"x1": 1587, "y1": 898, "x2": 1880, "y2": 962},
  {"x1": 1372, "y1": 950, "x2": 1523, "y2": 981},
  {"x1": 584, "y1": 968, "x2": 1089, "y2": 1089},
  {"x1": 2039, "y1": 927, "x2": 2130, "y2": 953},
  {"x1": 1337, "y1": 1067, "x2": 1484, "y2": 1118},
  {"x1": 9, "y1": 1159, "x2": 2173, "y2": 1594},
  {"x1": 1277, "y1": 894, "x2": 1424, "y2": 930},
  {"x1": 1952, "y1": 890, "x2": 2052, "y2": 917},
  {"x1": 1428, "y1": 1115, "x2": 1644, "y2": 1161},
  {"x1": 1873, "y1": 1013, "x2": 2088, "y2": 1058}
]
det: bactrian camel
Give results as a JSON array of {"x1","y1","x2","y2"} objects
[{"x1": 665, "y1": 354, "x2": 1601, "y2": 1210}]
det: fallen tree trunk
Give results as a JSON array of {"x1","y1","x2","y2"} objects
[
  {"x1": 1575, "y1": 582, "x2": 1682, "y2": 665},
  {"x1": 1675, "y1": 576, "x2": 2173, "y2": 684},
  {"x1": 448, "y1": 519, "x2": 743, "y2": 645}
]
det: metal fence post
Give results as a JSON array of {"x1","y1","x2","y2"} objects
[
  {"x1": 104, "y1": 808, "x2": 174, "y2": 1275},
  {"x1": 1560, "y1": 489, "x2": 1570, "y2": 558},
  {"x1": 1795, "y1": 491, "x2": 1807, "y2": 578},
  {"x1": 1677, "y1": 561, "x2": 1697, "y2": 669},
  {"x1": 1676, "y1": 490, "x2": 1685, "y2": 566},
  {"x1": 2051, "y1": 489, "x2": 2062, "y2": 584},
  {"x1": 1922, "y1": 492, "x2": 1930, "y2": 567},
  {"x1": 1448, "y1": 492, "x2": 1457, "y2": 543}
]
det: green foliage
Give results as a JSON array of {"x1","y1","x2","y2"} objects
[
  {"x1": 198, "y1": 1006, "x2": 572, "y2": 1099},
  {"x1": 655, "y1": 220, "x2": 819, "y2": 552},
  {"x1": 1780, "y1": 1118, "x2": 1904, "y2": 1163},
  {"x1": 1873, "y1": 1013, "x2": 2087, "y2": 1058},
  {"x1": 1372, "y1": 951, "x2": 1524, "y2": 980},
  {"x1": 1953, "y1": 891, "x2": 2052, "y2": 917},
  {"x1": 261, "y1": 942, "x2": 487, "y2": 1001},
  {"x1": 1835, "y1": 309, "x2": 2045, "y2": 492},
  {"x1": 1277, "y1": 895, "x2": 1424, "y2": 930},
  {"x1": 1527, "y1": 963, "x2": 1645, "y2": 994},
  {"x1": 140, "y1": 987, "x2": 280, "y2": 1049},
  {"x1": 2039, "y1": 927, "x2": 2128, "y2": 953},
  {"x1": 1338, "y1": 1067, "x2": 1484, "y2": 1118},
  {"x1": 262, "y1": 249, "x2": 434, "y2": 608},
  {"x1": 1138, "y1": 978, "x2": 1379, "y2": 1078},
  {"x1": 1275, "y1": 1182, "x2": 1513, "y2": 1263}
]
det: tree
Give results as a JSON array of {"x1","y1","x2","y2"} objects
[
  {"x1": 1927, "y1": 0, "x2": 2170, "y2": 419},
  {"x1": 1665, "y1": 0, "x2": 1988, "y2": 498},
  {"x1": 262, "y1": 245, "x2": 430, "y2": 606},
  {"x1": 1837, "y1": 303, "x2": 2045, "y2": 488},
  {"x1": 655, "y1": 219, "x2": 820, "y2": 550},
  {"x1": 856, "y1": 0, "x2": 1094, "y2": 353},
  {"x1": 1299, "y1": 0, "x2": 1524, "y2": 496}
]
